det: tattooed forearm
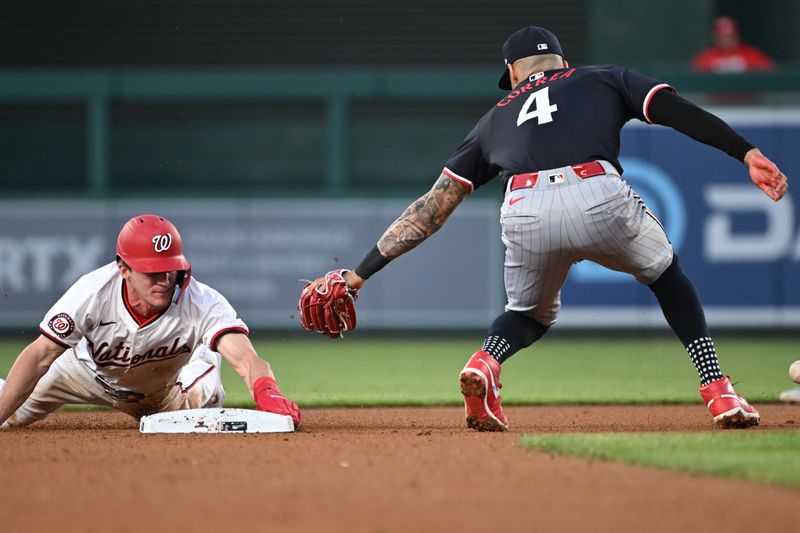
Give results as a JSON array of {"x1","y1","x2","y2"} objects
[{"x1": 377, "y1": 173, "x2": 471, "y2": 259}]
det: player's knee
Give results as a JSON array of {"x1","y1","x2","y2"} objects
[
  {"x1": 5, "y1": 404, "x2": 53, "y2": 427},
  {"x1": 648, "y1": 254, "x2": 683, "y2": 294},
  {"x1": 522, "y1": 308, "x2": 557, "y2": 331}
]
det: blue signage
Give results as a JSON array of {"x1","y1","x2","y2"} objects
[{"x1": 562, "y1": 117, "x2": 800, "y2": 327}]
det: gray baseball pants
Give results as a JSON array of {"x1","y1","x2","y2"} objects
[{"x1": 500, "y1": 160, "x2": 673, "y2": 326}]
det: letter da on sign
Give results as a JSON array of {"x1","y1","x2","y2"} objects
[{"x1": 704, "y1": 185, "x2": 795, "y2": 261}]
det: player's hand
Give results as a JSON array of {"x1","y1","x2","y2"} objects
[
  {"x1": 298, "y1": 269, "x2": 358, "y2": 338},
  {"x1": 342, "y1": 270, "x2": 365, "y2": 291},
  {"x1": 253, "y1": 377, "x2": 301, "y2": 429},
  {"x1": 746, "y1": 149, "x2": 788, "y2": 201}
]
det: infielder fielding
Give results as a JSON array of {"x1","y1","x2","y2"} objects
[
  {"x1": 299, "y1": 26, "x2": 789, "y2": 431},
  {"x1": 0, "y1": 215, "x2": 300, "y2": 429}
]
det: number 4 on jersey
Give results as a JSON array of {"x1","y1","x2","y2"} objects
[{"x1": 517, "y1": 87, "x2": 558, "y2": 126}]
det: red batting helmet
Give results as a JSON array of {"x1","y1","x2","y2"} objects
[{"x1": 116, "y1": 215, "x2": 191, "y2": 273}]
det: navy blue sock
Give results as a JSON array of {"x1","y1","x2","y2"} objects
[
  {"x1": 649, "y1": 255, "x2": 723, "y2": 385},
  {"x1": 482, "y1": 311, "x2": 549, "y2": 364}
]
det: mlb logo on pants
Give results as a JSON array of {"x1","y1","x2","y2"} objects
[{"x1": 548, "y1": 173, "x2": 565, "y2": 184}]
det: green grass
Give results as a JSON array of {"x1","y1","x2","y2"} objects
[
  {"x1": 1, "y1": 336, "x2": 795, "y2": 407},
  {"x1": 521, "y1": 431, "x2": 800, "y2": 488}
]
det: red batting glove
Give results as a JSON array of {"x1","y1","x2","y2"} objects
[{"x1": 253, "y1": 377, "x2": 301, "y2": 429}]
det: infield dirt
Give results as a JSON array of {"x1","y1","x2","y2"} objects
[{"x1": 2, "y1": 404, "x2": 798, "y2": 532}]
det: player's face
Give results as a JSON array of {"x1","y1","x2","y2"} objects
[{"x1": 124, "y1": 269, "x2": 178, "y2": 309}]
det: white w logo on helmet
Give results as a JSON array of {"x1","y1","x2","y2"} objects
[{"x1": 152, "y1": 233, "x2": 173, "y2": 253}]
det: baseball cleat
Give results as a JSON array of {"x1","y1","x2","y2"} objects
[
  {"x1": 459, "y1": 350, "x2": 508, "y2": 432},
  {"x1": 779, "y1": 387, "x2": 800, "y2": 403},
  {"x1": 699, "y1": 376, "x2": 760, "y2": 429}
]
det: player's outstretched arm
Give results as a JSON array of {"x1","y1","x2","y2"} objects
[
  {"x1": 215, "y1": 331, "x2": 273, "y2": 386},
  {"x1": 215, "y1": 332, "x2": 301, "y2": 428},
  {"x1": 344, "y1": 172, "x2": 472, "y2": 290},
  {"x1": 647, "y1": 89, "x2": 788, "y2": 201},
  {"x1": 377, "y1": 172, "x2": 472, "y2": 260},
  {"x1": 0, "y1": 335, "x2": 66, "y2": 426},
  {"x1": 298, "y1": 172, "x2": 471, "y2": 338}
]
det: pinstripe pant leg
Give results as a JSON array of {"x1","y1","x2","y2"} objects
[
  {"x1": 575, "y1": 180, "x2": 673, "y2": 284},
  {"x1": 502, "y1": 202, "x2": 573, "y2": 327}
]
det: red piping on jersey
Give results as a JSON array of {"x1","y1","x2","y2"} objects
[
  {"x1": 122, "y1": 281, "x2": 171, "y2": 329},
  {"x1": 179, "y1": 365, "x2": 216, "y2": 393},
  {"x1": 442, "y1": 168, "x2": 475, "y2": 192},
  {"x1": 209, "y1": 326, "x2": 249, "y2": 352},
  {"x1": 643, "y1": 84, "x2": 674, "y2": 124},
  {"x1": 38, "y1": 327, "x2": 72, "y2": 349},
  {"x1": 632, "y1": 191, "x2": 667, "y2": 233},
  {"x1": 645, "y1": 209, "x2": 667, "y2": 233}
]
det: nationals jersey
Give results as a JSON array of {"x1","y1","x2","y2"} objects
[
  {"x1": 39, "y1": 262, "x2": 247, "y2": 397},
  {"x1": 443, "y1": 65, "x2": 673, "y2": 190}
]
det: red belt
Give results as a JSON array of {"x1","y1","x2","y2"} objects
[{"x1": 509, "y1": 161, "x2": 606, "y2": 192}]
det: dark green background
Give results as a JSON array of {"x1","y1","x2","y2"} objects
[{"x1": 1, "y1": 0, "x2": 797, "y2": 197}]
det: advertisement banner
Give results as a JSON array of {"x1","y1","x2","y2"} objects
[
  {"x1": 560, "y1": 109, "x2": 799, "y2": 328},
  {"x1": 0, "y1": 200, "x2": 503, "y2": 330}
]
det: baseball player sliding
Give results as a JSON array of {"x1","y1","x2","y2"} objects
[
  {"x1": 299, "y1": 26, "x2": 788, "y2": 431},
  {"x1": 0, "y1": 215, "x2": 300, "y2": 429}
]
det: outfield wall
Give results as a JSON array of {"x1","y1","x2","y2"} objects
[{"x1": 0, "y1": 109, "x2": 798, "y2": 331}]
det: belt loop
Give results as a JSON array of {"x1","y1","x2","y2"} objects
[{"x1": 598, "y1": 159, "x2": 618, "y2": 176}]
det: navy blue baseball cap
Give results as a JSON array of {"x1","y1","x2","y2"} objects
[{"x1": 499, "y1": 26, "x2": 564, "y2": 90}]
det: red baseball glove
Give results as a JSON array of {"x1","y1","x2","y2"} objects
[
  {"x1": 254, "y1": 377, "x2": 301, "y2": 429},
  {"x1": 298, "y1": 269, "x2": 358, "y2": 338}
]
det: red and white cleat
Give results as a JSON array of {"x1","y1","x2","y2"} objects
[
  {"x1": 699, "y1": 376, "x2": 760, "y2": 429},
  {"x1": 459, "y1": 350, "x2": 508, "y2": 432}
]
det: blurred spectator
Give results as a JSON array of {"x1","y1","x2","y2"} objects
[{"x1": 692, "y1": 16, "x2": 774, "y2": 73}]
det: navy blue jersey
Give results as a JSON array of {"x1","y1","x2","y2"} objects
[{"x1": 443, "y1": 65, "x2": 673, "y2": 191}]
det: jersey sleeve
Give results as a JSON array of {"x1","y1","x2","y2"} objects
[
  {"x1": 443, "y1": 118, "x2": 500, "y2": 190},
  {"x1": 613, "y1": 67, "x2": 675, "y2": 124},
  {"x1": 38, "y1": 274, "x2": 98, "y2": 348},
  {"x1": 194, "y1": 285, "x2": 249, "y2": 352}
]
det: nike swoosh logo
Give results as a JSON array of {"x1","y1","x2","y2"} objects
[
  {"x1": 480, "y1": 360, "x2": 501, "y2": 398},
  {"x1": 509, "y1": 196, "x2": 525, "y2": 205},
  {"x1": 99, "y1": 321, "x2": 116, "y2": 327}
]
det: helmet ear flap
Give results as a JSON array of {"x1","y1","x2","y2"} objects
[{"x1": 173, "y1": 267, "x2": 192, "y2": 304}]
